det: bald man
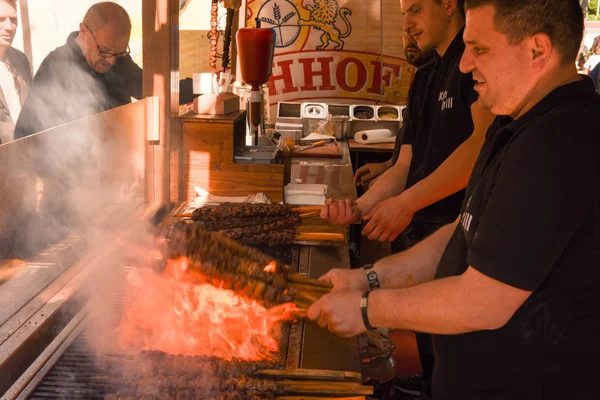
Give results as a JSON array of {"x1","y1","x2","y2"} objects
[{"x1": 14, "y1": 2, "x2": 142, "y2": 139}]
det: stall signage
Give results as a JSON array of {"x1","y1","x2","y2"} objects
[
  {"x1": 265, "y1": 50, "x2": 414, "y2": 105},
  {"x1": 247, "y1": 0, "x2": 413, "y2": 106}
]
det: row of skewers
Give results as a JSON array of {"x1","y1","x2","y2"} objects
[
  {"x1": 161, "y1": 221, "x2": 333, "y2": 310},
  {"x1": 173, "y1": 204, "x2": 344, "y2": 245}
]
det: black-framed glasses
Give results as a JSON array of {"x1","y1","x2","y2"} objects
[{"x1": 84, "y1": 23, "x2": 130, "y2": 59}]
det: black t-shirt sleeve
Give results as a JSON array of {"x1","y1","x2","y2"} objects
[
  {"x1": 401, "y1": 68, "x2": 428, "y2": 147},
  {"x1": 466, "y1": 125, "x2": 594, "y2": 291}
]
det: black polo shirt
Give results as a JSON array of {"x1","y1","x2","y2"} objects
[
  {"x1": 402, "y1": 28, "x2": 477, "y2": 225},
  {"x1": 432, "y1": 77, "x2": 600, "y2": 400}
]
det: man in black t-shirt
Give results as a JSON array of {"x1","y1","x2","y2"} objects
[
  {"x1": 323, "y1": 0, "x2": 494, "y2": 242},
  {"x1": 354, "y1": 32, "x2": 434, "y2": 189},
  {"x1": 310, "y1": 1, "x2": 600, "y2": 399},
  {"x1": 324, "y1": 0, "x2": 494, "y2": 394}
]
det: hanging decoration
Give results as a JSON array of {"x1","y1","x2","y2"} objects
[{"x1": 209, "y1": 0, "x2": 220, "y2": 72}]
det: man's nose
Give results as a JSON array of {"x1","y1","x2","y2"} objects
[
  {"x1": 403, "y1": 14, "x2": 415, "y2": 31},
  {"x1": 459, "y1": 49, "x2": 474, "y2": 74}
]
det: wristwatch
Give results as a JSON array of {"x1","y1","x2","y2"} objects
[
  {"x1": 362, "y1": 264, "x2": 380, "y2": 291},
  {"x1": 360, "y1": 291, "x2": 376, "y2": 330}
]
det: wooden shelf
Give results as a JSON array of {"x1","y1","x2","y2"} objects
[
  {"x1": 347, "y1": 138, "x2": 395, "y2": 153},
  {"x1": 181, "y1": 111, "x2": 284, "y2": 203}
]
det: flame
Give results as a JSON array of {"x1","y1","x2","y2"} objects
[
  {"x1": 263, "y1": 261, "x2": 277, "y2": 273},
  {"x1": 116, "y1": 257, "x2": 297, "y2": 361}
]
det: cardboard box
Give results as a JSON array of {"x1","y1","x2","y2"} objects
[{"x1": 194, "y1": 93, "x2": 240, "y2": 115}]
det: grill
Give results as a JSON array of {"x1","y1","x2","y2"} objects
[
  {"x1": 29, "y1": 333, "x2": 109, "y2": 400},
  {"x1": 6, "y1": 243, "x2": 369, "y2": 399}
]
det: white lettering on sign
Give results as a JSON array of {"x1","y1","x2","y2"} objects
[{"x1": 266, "y1": 50, "x2": 414, "y2": 106}]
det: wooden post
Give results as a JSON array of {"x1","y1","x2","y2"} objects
[
  {"x1": 18, "y1": 0, "x2": 33, "y2": 65},
  {"x1": 142, "y1": 0, "x2": 180, "y2": 205}
]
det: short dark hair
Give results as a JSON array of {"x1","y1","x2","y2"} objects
[{"x1": 464, "y1": 0, "x2": 584, "y2": 64}]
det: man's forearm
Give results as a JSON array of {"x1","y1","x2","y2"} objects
[
  {"x1": 367, "y1": 263, "x2": 531, "y2": 335},
  {"x1": 356, "y1": 161, "x2": 410, "y2": 213},
  {"x1": 401, "y1": 103, "x2": 494, "y2": 214},
  {"x1": 368, "y1": 277, "x2": 489, "y2": 335},
  {"x1": 402, "y1": 133, "x2": 484, "y2": 213},
  {"x1": 373, "y1": 221, "x2": 457, "y2": 289}
]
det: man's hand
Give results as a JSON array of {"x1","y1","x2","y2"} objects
[
  {"x1": 319, "y1": 268, "x2": 368, "y2": 291},
  {"x1": 354, "y1": 163, "x2": 389, "y2": 187},
  {"x1": 307, "y1": 289, "x2": 366, "y2": 338},
  {"x1": 320, "y1": 198, "x2": 363, "y2": 225},
  {"x1": 362, "y1": 194, "x2": 415, "y2": 242}
]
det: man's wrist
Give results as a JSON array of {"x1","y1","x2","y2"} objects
[
  {"x1": 360, "y1": 291, "x2": 376, "y2": 330},
  {"x1": 397, "y1": 189, "x2": 421, "y2": 214},
  {"x1": 362, "y1": 264, "x2": 380, "y2": 291}
]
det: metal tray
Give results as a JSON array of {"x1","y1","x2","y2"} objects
[{"x1": 234, "y1": 145, "x2": 280, "y2": 164}]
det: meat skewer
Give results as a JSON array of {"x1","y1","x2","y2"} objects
[{"x1": 161, "y1": 222, "x2": 330, "y2": 308}]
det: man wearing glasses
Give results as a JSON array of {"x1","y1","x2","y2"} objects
[{"x1": 14, "y1": 2, "x2": 142, "y2": 139}]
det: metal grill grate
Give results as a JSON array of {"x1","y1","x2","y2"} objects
[
  {"x1": 27, "y1": 245, "x2": 300, "y2": 399},
  {"x1": 29, "y1": 334, "x2": 109, "y2": 400}
]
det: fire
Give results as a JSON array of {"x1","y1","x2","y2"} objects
[
  {"x1": 116, "y1": 257, "x2": 297, "y2": 361},
  {"x1": 263, "y1": 261, "x2": 277, "y2": 273}
]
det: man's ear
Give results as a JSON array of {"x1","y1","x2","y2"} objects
[
  {"x1": 445, "y1": 0, "x2": 459, "y2": 16},
  {"x1": 529, "y1": 33, "x2": 553, "y2": 72}
]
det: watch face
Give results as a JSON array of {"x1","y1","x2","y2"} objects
[{"x1": 367, "y1": 271, "x2": 380, "y2": 290}]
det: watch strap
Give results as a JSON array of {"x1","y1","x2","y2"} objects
[{"x1": 360, "y1": 291, "x2": 376, "y2": 330}]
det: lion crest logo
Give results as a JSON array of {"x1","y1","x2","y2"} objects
[{"x1": 299, "y1": 0, "x2": 352, "y2": 50}]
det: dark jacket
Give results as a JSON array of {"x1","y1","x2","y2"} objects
[
  {"x1": 591, "y1": 63, "x2": 600, "y2": 93},
  {"x1": 0, "y1": 47, "x2": 32, "y2": 143},
  {"x1": 14, "y1": 32, "x2": 142, "y2": 139}
]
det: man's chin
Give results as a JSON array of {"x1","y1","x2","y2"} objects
[{"x1": 94, "y1": 64, "x2": 112, "y2": 74}]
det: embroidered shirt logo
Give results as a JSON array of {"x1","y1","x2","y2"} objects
[
  {"x1": 439, "y1": 90, "x2": 454, "y2": 111},
  {"x1": 460, "y1": 211, "x2": 473, "y2": 232}
]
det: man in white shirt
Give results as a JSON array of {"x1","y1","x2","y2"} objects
[{"x1": 0, "y1": 0, "x2": 31, "y2": 144}]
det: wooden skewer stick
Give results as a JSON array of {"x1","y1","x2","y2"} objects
[
  {"x1": 290, "y1": 283, "x2": 332, "y2": 295},
  {"x1": 172, "y1": 213, "x2": 193, "y2": 218},
  {"x1": 256, "y1": 369, "x2": 362, "y2": 382},
  {"x1": 278, "y1": 379, "x2": 373, "y2": 395},
  {"x1": 298, "y1": 291, "x2": 323, "y2": 304},
  {"x1": 277, "y1": 397, "x2": 367, "y2": 400},
  {"x1": 288, "y1": 273, "x2": 334, "y2": 288},
  {"x1": 295, "y1": 232, "x2": 346, "y2": 242},
  {"x1": 299, "y1": 211, "x2": 321, "y2": 218},
  {"x1": 292, "y1": 206, "x2": 323, "y2": 213}
]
